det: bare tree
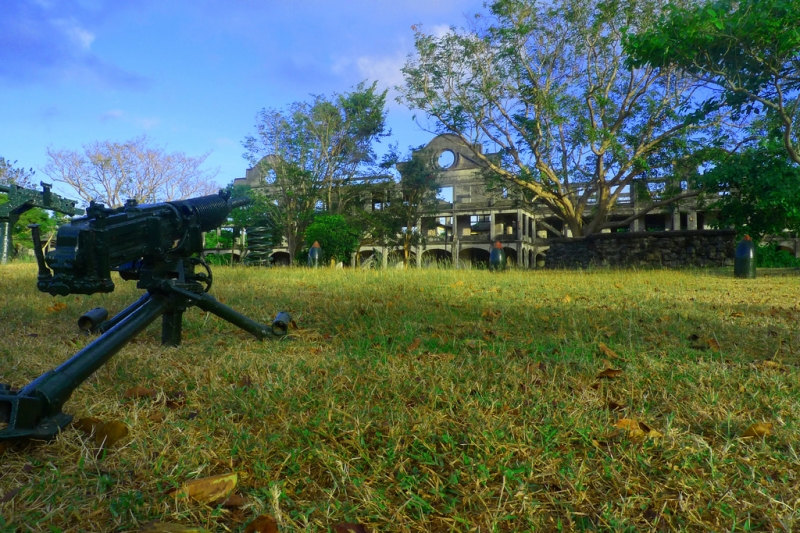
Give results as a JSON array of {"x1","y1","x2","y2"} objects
[{"x1": 42, "y1": 135, "x2": 219, "y2": 207}]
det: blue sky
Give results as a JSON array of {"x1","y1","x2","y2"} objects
[{"x1": 1, "y1": 0, "x2": 485, "y2": 196}]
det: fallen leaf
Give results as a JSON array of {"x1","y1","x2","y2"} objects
[
  {"x1": 95, "y1": 420, "x2": 128, "y2": 448},
  {"x1": 408, "y1": 338, "x2": 421, "y2": 351},
  {"x1": 614, "y1": 418, "x2": 662, "y2": 440},
  {"x1": 148, "y1": 412, "x2": 166, "y2": 423},
  {"x1": 124, "y1": 386, "x2": 157, "y2": 399},
  {"x1": 243, "y1": 514, "x2": 279, "y2": 533},
  {"x1": 170, "y1": 472, "x2": 238, "y2": 504},
  {"x1": 758, "y1": 361, "x2": 787, "y2": 372},
  {"x1": 731, "y1": 312, "x2": 744, "y2": 318},
  {"x1": 597, "y1": 368, "x2": 623, "y2": 379},
  {"x1": 46, "y1": 302, "x2": 67, "y2": 313},
  {"x1": 165, "y1": 391, "x2": 186, "y2": 409},
  {"x1": 598, "y1": 343, "x2": 621, "y2": 359},
  {"x1": 607, "y1": 400, "x2": 626, "y2": 411},
  {"x1": 706, "y1": 338, "x2": 721, "y2": 352},
  {"x1": 219, "y1": 493, "x2": 248, "y2": 507},
  {"x1": 138, "y1": 523, "x2": 209, "y2": 533},
  {"x1": 0, "y1": 488, "x2": 20, "y2": 504},
  {"x1": 481, "y1": 309, "x2": 502, "y2": 320},
  {"x1": 742, "y1": 422, "x2": 773, "y2": 439},
  {"x1": 75, "y1": 417, "x2": 104, "y2": 434},
  {"x1": 333, "y1": 524, "x2": 370, "y2": 533},
  {"x1": 236, "y1": 375, "x2": 253, "y2": 388},
  {"x1": 562, "y1": 295, "x2": 571, "y2": 303}
]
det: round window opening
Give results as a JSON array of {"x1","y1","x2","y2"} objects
[{"x1": 437, "y1": 149, "x2": 456, "y2": 169}]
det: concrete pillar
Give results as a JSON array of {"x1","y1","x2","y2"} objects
[
  {"x1": 517, "y1": 210, "x2": 523, "y2": 240},
  {"x1": 687, "y1": 211, "x2": 697, "y2": 230},
  {"x1": 672, "y1": 210, "x2": 681, "y2": 231},
  {"x1": 489, "y1": 212, "x2": 496, "y2": 240},
  {"x1": 382, "y1": 246, "x2": 388, "y2": 268},
  {"x1": 0, "y1": 221, "x2": 9, "y2": 265}
]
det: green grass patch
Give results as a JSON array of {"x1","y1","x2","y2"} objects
[{"x1": 1, "y1": 264, "x2": 799, "y2": 531}]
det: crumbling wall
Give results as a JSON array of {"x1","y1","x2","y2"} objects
[{"x1": 545, "y1": 230, "x2": 736, "y2": 269}]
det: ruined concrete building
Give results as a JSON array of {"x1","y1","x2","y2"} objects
[{"x1": 232, "y1": 134, "x2": 798, "y2": 267}]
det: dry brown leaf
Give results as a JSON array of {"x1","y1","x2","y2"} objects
[
  {"x1": 243, "y1": 514, "x2": 279, "y2": 533},
  {"x1": 333, "y1": 524, "x2": 370, "y2": 533},
  {"x1": 597, "y1": 368, "x2": 623, "y2": 379},
  {"x1": 481, "y1": 309, "x2": 502, "y2": 320},
  {"x1": 731, "y1": 311, "x2": 744, "y2": 318},
  {"x1": 219, "y1": 493, "x2": 248, "y2": 507},
  {"x1": 601, "y1": 359, "x2": 614, "y2": 370},
  {"x1": 598, "y1": 343, "x2": 620, "y2": 359},
  {"x1": 95, "y1": 420, "x2": 128, "y2": 448},
  {"x1": 607, "y1": 400, "x2": 626, "y2": 411},
  {"x1": 138, "y1": 523, "x2": 209, "y2": 533},
  {"x1": 408, "y1": 338, "x2": 421, "y2": 351},
  {"x1": 46, "y1": 302, "x2": 67, "y2": 313},
  {"x1": 236, "y1": 375, "x2": 253, "y2": 388},
  {"x1": 75, "y1": 417, "x2": 104, "y2": 434},
  {"x1": 124, "y1": 386, "x2": 157, "y2": 399},
  {"x1": 742, "y1": 422, "x2": 773, "y2": 439},
  {"x1": 170, "y1": 472, "x2": 238, "y2": 504},
  {"x1": 562, "y1": 294, "x2": 571, "y2": 303},
  {"x1": 148, "y1": 412, "x2": 166, "y2": 423},
  {"x1": 614, "y1": 418, "x2": 662, "y2": 440},
  {"x1": 706, "y1": 338, "x2": 721, "y2": 352},
  {"x1": 758, "y1": 360, "x2": 787, "y2": 372}
]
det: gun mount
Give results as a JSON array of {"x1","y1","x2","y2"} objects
[
  {"x1": 0, "y1": 182, "x2": 84, "y2": 264},
  {"x1": 0, "y1": 191, "x2": 291, "y2": 442}
]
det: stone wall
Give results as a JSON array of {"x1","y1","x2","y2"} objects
[{"x1": 545, "y1": 230, "x2": 736, "y2": 269}]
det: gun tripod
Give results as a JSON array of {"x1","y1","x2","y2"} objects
[{"x1": 0, "y1": 257, "x2": 290, "y2": 442}]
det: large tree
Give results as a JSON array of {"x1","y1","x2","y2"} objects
[
  {"x1": 625, "y1": 0, "x2": 800, "y2": 164},
  {"x1": 377, "y1": 146, "x2": 442, "y2": 268},
  {"x1": 399, "y1": 0, "x2": 724, "y2": 237},
  {"x1": 41, "y1": 135, "x2": 219, "y2": 207},
  {"x1": 243, "y1": 81, "x2": 390, "y2": 262}
]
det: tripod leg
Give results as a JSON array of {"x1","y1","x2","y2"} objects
[
  {"x1": 1, "y1": 295, "x2": 167, "y2": 441},
  {"x1": 161, "y1": 310, "x2": 184, "y2": 347},
  {"x1": 192, "y1": 291, "x2": 276, "y2": 339},
  {"x1": 97, "y1": 293, "x2": 152, "y2": 334}
]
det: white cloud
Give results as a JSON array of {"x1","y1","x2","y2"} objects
[
  {"x1": 355, "y1": 54, "x2": 407, "y2": 93},
  {"x1": 100, "y1": 109, "x2": 124, "y2": 121},
  {"x1": 139, "y1": 117, "x2": 161, "y2": 130}
]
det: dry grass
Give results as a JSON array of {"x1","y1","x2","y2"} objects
[{"x1": 1, "y1": 262, "x2": 800, "y2": 532}]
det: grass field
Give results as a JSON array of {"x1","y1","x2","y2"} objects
[{"x1": 1, "y1": 263, "x2": 799, "y2": 532}]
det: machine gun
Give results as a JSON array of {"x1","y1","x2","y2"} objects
[
  {"x1": 0, "y1": 191, "x2": 291, "y2": 442},
  {"x1": 0, "y1": 182, "x2": 84, "y2": 264}
]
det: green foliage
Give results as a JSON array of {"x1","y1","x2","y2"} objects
[
  {"x1": 243, "y1": 82, "x2": 390, "y2": 261},
  {"x1": 304, "y1": 214, "x2": 361, "y2": 265},
  {"x1": 203, "y1": 228, "x2": 234, "y2": 249},
  {"x1": 756, "y1": 243, "x2": 800, "y2": 268},
  {"x1": 374, "y1": 146, "x2": 442, "y2": 267},
  {"x1": 625, "y1": 0, "x2": 800, "y2": 163},
  {"x1": 696, "y1": 144, "x2": 800, "y2": 240}
]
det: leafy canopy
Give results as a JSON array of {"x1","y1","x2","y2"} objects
[{"x1": 625, "y1": 0, "x2": 800, "y2": 163}]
